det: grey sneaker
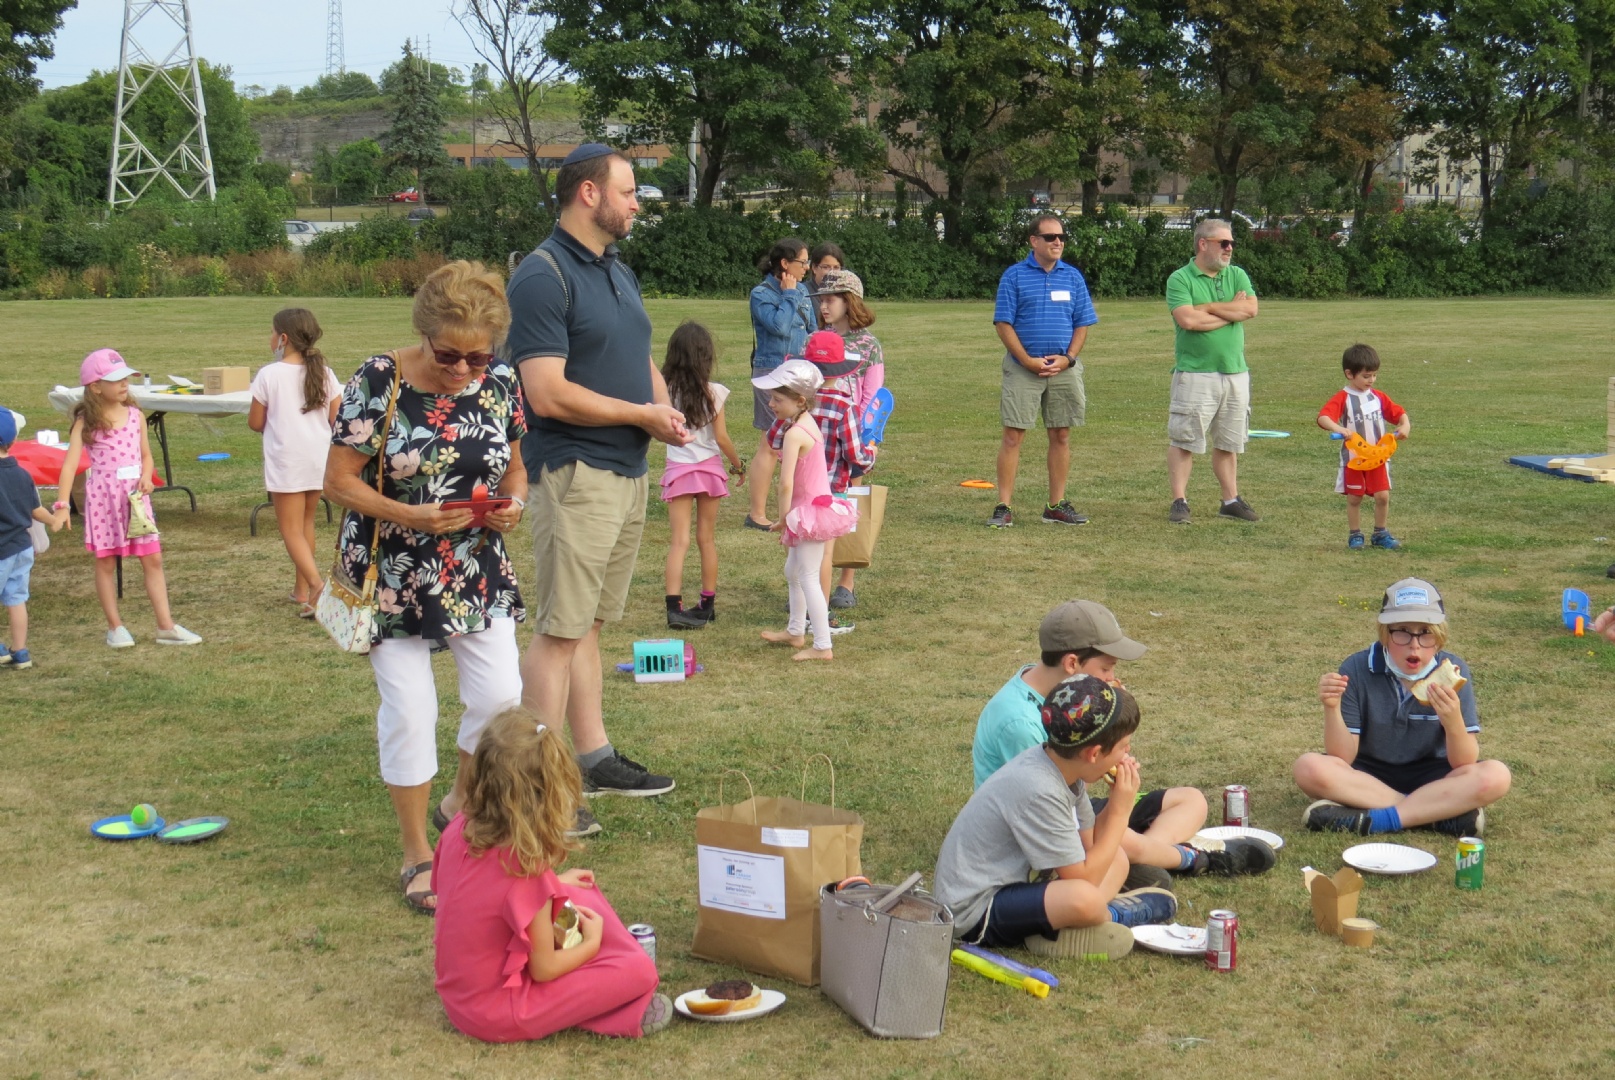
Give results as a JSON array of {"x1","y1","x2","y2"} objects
[
  {"x1": 1216, "y1": 496, "x2": 1260, "y2": 522},
  {"x1": 1024, "y1": 919, "x2": 1135, "y2": 960},
  {"x1": 567, "y1": 806, "x2": 603, "y2": 838},
  {"x1": 1169, "y1": 498, "x2": 1191, "y2": 524},
  {"x1": 583, "y1": 752, "x2": 675, "y2": 797},
  {"x1": 829, "y1": 586, "x2": 856, "y2": 609},
  {"x1": 641, "y1": 992, "x2": 673, "y2": 1035},
  {"x1": 987, "y1": 503, "x2": 1013, "y2": 528},
  {"x1": 1041, "y1": 499, "x2": 1089, "y2": 525},
  {"x1": 155, "y1": 624, "x2": 203, "y2": 645},
  {"x1": 666, "y1": 607, "x2": 707, "y2": 630},
  {"x1": 1302, "y1": 799, "x2": 1372, "y2": 835}
]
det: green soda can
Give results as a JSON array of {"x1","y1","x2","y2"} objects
[{"x1": 1455, "y1": 837, "x2": 1485, "y2": 890}]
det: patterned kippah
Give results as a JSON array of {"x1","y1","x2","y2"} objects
[{"x1": 1040, "y1": 675, "x2": 1123, "y2": 749}]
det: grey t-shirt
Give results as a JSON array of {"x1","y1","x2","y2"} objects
[{"x1": 933, "y1": 746, "x2": 1095, "y2": 936}]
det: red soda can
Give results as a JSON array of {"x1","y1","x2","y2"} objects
[
  {"x1": 1223, "y1": 785, "x2": 1251, "y2": 827},
  {"x1": 1205, "y1": 909, "x2": 1238, "y2": 972}
]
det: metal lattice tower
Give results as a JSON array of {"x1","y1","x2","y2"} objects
[
  {"x1": 325, "y1": 0, "x2": 345, "y2": 76},
  {"x1": 107, "y1": 0, "x2": 215, "y2": 208}
]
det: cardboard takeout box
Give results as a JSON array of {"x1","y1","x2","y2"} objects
[{"x1": 1302, "y1": 866, "x2": 1363, "y2": 935}]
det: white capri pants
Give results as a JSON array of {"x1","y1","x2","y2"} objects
[{"x1": 368, "y1": 617, "x2": 522, "y2": 787}]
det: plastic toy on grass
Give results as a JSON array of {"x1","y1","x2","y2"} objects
[
  {"x1": 91, "y1": 812, "x2": 165, "y2": 840},
  {"x1": 861, "y1": 387, "x2": 893, "y2": 444},
  {"x1": 1563, "y1": 588, "x2": 1592, "y2": 636},
  {"x1": 950, "y1": 949, "x2": 1050, "y2": 998},
  {"x1": 631, "y1": 639, "x2": 697, "y2": 683}
]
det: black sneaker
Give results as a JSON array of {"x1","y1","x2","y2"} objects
[
  {"x1": 1303, "y1": 799, "x2": 1372, "y2": 835},
  {"x1": 583, "y1": 751, "x2": 676, "y2": 797},
  {"x1": 1169, "y1": 498, "x2": 1191, "y2": 524},
  {"x1": 1106, "y1": 886, "x2": 1178, "y2": 928},
  {"x1": 987, "y1": 504, "x2": 1013, "y2": 528},
  {"x1": 1429, "y1": 808, "x2": 1484, "y2": 837},
  {"x1": 1123, "y1": 863, "x2": 1175, "y2": 892},
  {"x1": 1040, "y1": 499, "x2": 1089, "y2": 525},
  {"x1": 667, "y1": 607, "x2": 707, "y2": 630},
  {"x1": 567, "y1": 805, "x2": 603, "y2": 838},
  {"x1": 1188, "y1": 837, "x2": 1277, "y2": 875},
  {"x1": 1217, "y1": 496, "x2": 1260, "y2": 522}
]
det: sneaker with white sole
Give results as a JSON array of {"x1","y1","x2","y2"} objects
[
  {"x1": 1187, "y1": 836, "x2": 1277, "y2": 875},
  {"x1": 155, "y1": 625, "x2": 203, "y2": 646},
  {"x1": 1429, "y1": 807, "x2": 1484, "y2": 837},
  {"x1": 567, "y1": 806, "x2": 603, "y2": 838},
  {"x1": 107, "y1": 626, "x2": 136, "y2": 649},
  {"x1": 1217, "y1": 496, "x2": 1260, "y2": 522},
  {"x1": 987, "y1": 504, "x2": 1013, "y2": 528},
  {"x1": 0, "y1": 643, "x2": 10, "y2": 665},
  {"x1": 1302, "y1": 799, "x2": 1372, "y2": 835},
  {"x1": 1040, "y1": 499, "x2": 1089, "y2": 525},
  {"x1": 1023, "y1": 919, "x2": 1136, "y2": 961},
  {"x1": 1105, "y1": 886, "x2": 1178, "y2": 928},
  {"x1": 640, "y1": 992, "x2": 674, "y2": 1036},
  {"x1": 583, "y1": 751, "x2": 675, "y2": 797},
  {"x1": 8, "y1": 648, "x2": 31, "y2": 670}
]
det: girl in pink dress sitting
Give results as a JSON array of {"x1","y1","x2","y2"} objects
[
  {"x1": 433, "y1": 708, "x2": 669, "y2": 1042},
  {"x1": 753, "y1": 359, "x2": 858, "y2": 661}
]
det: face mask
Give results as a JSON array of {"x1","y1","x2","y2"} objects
[{"x1": 272, "y1": 336, "x2": 285, "y2": 363}]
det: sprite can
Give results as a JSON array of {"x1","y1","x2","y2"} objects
[{"x1": 1455, "y1": 837, "x2": 1485, "y2": 890}]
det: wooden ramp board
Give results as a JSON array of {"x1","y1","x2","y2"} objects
[{"x1": 1507, "y1": 454, "x2": 1607, "y2": 483}]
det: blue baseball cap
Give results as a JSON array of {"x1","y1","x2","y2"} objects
[{"x1": 0, "y1": 407, "x2": 16, "y2": 447}]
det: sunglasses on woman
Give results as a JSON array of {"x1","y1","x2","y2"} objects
[{"x1": 429, "y1": 339, "x2": 496, "y2": 368}]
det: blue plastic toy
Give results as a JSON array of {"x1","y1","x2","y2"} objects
[
  {"x1": 1563, "y1": 588, "x2": 1592, "y2": 636},
  {"x1": 861, "y1": 387, "x2": 894, "y2": 445}
]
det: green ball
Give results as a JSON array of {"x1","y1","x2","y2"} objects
[{"x1": 131, "y1": 803, "x2": 157, "y2": 828}]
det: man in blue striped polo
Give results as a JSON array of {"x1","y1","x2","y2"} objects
[{"x1": 989, "y1": 214, "x2": 1099, "y2": 528}]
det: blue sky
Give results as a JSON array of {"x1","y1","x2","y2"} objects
[{"x1": 36, "y1": 0, "x2": 490, "y2": 91}]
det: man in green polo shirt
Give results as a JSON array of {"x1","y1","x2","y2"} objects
[{"x1": 1164, "y1": 218, "x2": 1260, "y2": 524}]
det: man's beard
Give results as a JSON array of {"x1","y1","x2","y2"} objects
[{"x1": 594, "y1": 201, "x2": 632, "y2": 241}]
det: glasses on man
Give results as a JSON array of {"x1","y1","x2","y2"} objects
[
  {"x1": 1388, "y1": 628, "x2": 1438, "y2": 647},
  {"x1": 428, "y1": 339, "x2": 496, "y2": 369},
  {"x1": 1212, "y1": 238, "x2": 1235, "y2": 250},
  {"x1": 1035, "y1": 233, "x2": 1067, "y2": 243}
]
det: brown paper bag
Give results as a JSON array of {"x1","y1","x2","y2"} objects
[
  {"x1": 830, "y1": 485, "x2": 887, "y2": 569},
  {"x1": 691, "y1": 759, "x2": 864, "y2": 986}
]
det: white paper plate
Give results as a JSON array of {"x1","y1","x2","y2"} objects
[
  {"x1": 674, "y1": 988, "x2": 786, "y2": 1022},
  {"x1": 1132, "y1": 923, "x2": 1207, "y2": 956},
  {"x1": 1195, "y1": 825, "x2": 1286, "y2": 851},
  {"x1": 1342, "y1": 842, "x2": 1438, "y2": 875}
]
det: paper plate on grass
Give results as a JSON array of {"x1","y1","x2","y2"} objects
[
  {"x1": 155, "y1": 816, "x2": 230, "y2": 844},
  {"x1": 1248, "y1": 430, "x2": 1291, "y2": 438},
  {"x1": 674, "y1": 988, "x2": 786, "y2": 1022},
  {"x1": 91, "y1": 813, "x2": 165, "y2": 840},
  {"x1": 1132, "y1": 923, "x2": 1206, "y2": 956},
  {"x1": 1342, "y1": 842, "x2": 1437, "y2": 875},
  {"x1": 1195, "y1": 825, "x2": 1285, "y2": 851}
]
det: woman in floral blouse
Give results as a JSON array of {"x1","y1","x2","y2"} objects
[{"x1": 325, "y1": 260, "x2": 528, "y2": 915}]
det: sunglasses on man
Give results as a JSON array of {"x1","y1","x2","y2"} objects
[
  {"x1": 1209, "y1": 238, "x2": 1235, "y2": 250},
  {"x1": 1034, "y1": 232, "x2": 1067, "y2": 243}
]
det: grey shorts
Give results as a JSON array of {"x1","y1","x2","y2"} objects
[
  {"x1": 751, "y1": 369, "x2": 774, "y2": 431},
  {"x1": 1000, "y1": 352, "x2": 1086, "y2": 431},
  {"x1": 1168, "y1": 370, "x2": 1250, "y2": 454}
]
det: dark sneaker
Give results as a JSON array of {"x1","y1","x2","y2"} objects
[
  {"x1": 1607, "y1": 562, "x2": 1615, "y2": 579},
  {"x1": 1041, "y1": 499, "x2": 1089, "y2": 525},
  {"x1": 987, "y1": 504, "x2": 1013, "y2": 528},
  {"x1": 1024, "y1": 919, "x2": 1135, "y2": 960},
  {"x1": 1429, "y1": 808, "x2": 1484, "y2": 838},
  {"x1": 0, "y1": 643, "x2": 10, "y2": 665},
  {"x1": 667, "y1": 607, "x2": 707, "y2": 630},
  {"x1": 829, "y1": 586, "x2": 856, "y2": 609},
  {"x1": 1371, "y1": 529, "x2": 1401, "y2": 550},
  {"x1": 1303, "y1": 799, "x2": 1372, "y2": 835},
  {"x1": 8, "y1": 648, "x2": 30, "y2": 670},
  {"x1": 1188, "y1": 837, "x2": 1277, "y2": 876},
  {"x1": 694, "y1": 602, "x2": 716, "y2": 624},
  {"x1": 1217, "y1": 496, "x2": 1260, "y2": 522},
  {"x1": 1123, "y1": 863, "x2": 1175, "y2": 891},
  {"x1": 567, "y1": 805, "x2": 603, "y2": 838},
  {"x1": 1105, "y1": 886, "x2": 1178, "y2": 928},
  {"x1": 640, "y1": 992, "x2": 673, "y2": 1036},
  {"x1": 1168, "y1": 498, "x2": 1191, "y2": 524},
  {"x1": 583, "y1": 752, "x2": 675, "y2": 797},
  {"x1": 1348, "y1": 531, "x2": 1366, "y2": 549}
]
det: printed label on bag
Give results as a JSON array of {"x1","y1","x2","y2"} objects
[
  {"x1": 697, "y1": 845, "x2": 787, "y2": 919},
  {"x1": 761, "y1": 827, "x2": 809, "y2": 848},
  {"x1": 116, "y1": 464, "x2": 141, "y2": 481}
]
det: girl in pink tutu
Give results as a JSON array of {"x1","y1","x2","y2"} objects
[
  {"x1": 754, "y1": 359, "x2": 858, "y2": 661},
  {"x1": 659, "y1": 322, "x2": 746, "y2": 629},
  {"x1": 50, "y1": 349, "x2": 201, "y2": 649}
]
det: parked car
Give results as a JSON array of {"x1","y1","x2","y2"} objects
[
  {"x1": 283, "y1": 220, "x2": 318, "y2": 248},
  {"x1": 388, "y1": 187, "x2": 420, "y2": 203},
  {"x1": 406, "y1": 205, "x2": 436, "y2": 224},
  {"x1": 635, "y1": 184, "x2": 664, "y2": 201}
]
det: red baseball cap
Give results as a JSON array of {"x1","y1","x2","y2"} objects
[{"x1": 802, "y1": 330, "x2": 858, "y2": 377}]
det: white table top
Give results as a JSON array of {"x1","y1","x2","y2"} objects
[{"x1": 48, "y1": 384, "x2": 254, "y2": 418}]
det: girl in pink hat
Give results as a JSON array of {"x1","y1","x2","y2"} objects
[{"x1": 50, "y1": 349, "x2": 202, "y2": 648}]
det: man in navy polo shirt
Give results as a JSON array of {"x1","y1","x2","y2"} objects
[
  {"x1": 989, "y1": 214, "x2": 1099, "y2": 528},
  {"x1": 507, "y1": 144, "x2": 691, "y2": 833}
]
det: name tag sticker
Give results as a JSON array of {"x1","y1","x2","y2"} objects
[
  {"x1": 1050, "y1": 290, "x2": 1072, "y2": 302},
  {"x1": 116, "y1": 464, "x2": 141, "y2": 481}
]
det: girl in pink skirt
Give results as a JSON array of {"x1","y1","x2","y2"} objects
[
  {"x1": 659, "y1": 322, "x2": 746, "y2": 629},
  {"x1": 50, "y1": 350, "x2": 201, "y2": 648}
]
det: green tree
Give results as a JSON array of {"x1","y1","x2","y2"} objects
[
  {"x1": 382, "y1": 42, "x2": 451, "y2": 183},
  {"x1": 0, "y1": 0, "x2": 77, "y2": 115},
  {"x1": 295, "y1": 71, "x2": 380, "y2": 102},
  {"x1": 379, "y1": 53, "x2": 466, "y2": 105}
]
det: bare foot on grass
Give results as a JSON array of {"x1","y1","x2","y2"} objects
[
  {"x1": 761, "y1": 630, "x2": 806, "y2": 647},
  {"x1": 792, "y1": 647, "x2": 833, "y2": 661}
]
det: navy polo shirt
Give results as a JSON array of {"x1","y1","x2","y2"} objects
[
  {"x1": 0, "y1": 456, "x2": 41, "y2": 560},
  {"x1": 992, "y1": 254, "x2": 1099, "y2": 358},
  {"x1": 507, "y1": 226, "x2": 654, "y2": 479},
  {"x1": 1339, "y1": 643, "x2": 1480, "y2": 766}
]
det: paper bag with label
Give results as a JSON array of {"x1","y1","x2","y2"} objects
[
  {"x1": 691, "y1": 759, "x2": 863, "y2": 986},
  {"x1": 830, "y1": 485, "x2": 887, "y2": 570},
  {"x1": 1302, "y1": 866, "x2": 1363, "y2": 935}
]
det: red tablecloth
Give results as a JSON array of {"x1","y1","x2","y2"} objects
[{"x1": 10, "y1": 439, "x2": 164, "y2": 489}]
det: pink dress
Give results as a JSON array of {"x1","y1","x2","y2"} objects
[
  {"x1": 432, "y1": 817, "x2": 658, "y2": 1043},
  {"x1": 781, "y1": 423, "x2": 858, "y2": 547},
  {"x1": 83, "y1": 408, "x2": 160, "y2": 560}
]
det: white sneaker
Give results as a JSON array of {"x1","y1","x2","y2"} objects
[
  {"x1": 106, "y1": 626, "x2": 135, "y2": 649},
  {"x1": 155, "y1": 624, "x2": 203, "y2": 646}
]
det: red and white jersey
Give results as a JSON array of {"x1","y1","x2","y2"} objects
[{"x1": 1320, "y1": 387, "x2": 1405, "y2": 492}]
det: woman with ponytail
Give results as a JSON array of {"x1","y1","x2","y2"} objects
[{"x1": 248, "y1": 307, "x2": 344, "y2": 617}]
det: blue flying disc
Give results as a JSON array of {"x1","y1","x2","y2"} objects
[
  {"x1": 1247, "y1": 430, "x2": 1291, "y2": 438},
  {"x1": 197, "y1": 452, "x2": 231, "y2": 462},
  {"x1": 91, "y1": 813, "x2": 166, "y2": 840}
]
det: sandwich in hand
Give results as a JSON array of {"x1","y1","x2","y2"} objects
[{"x1": 1410, "y1": 658, "x2": 1467, "y2": 704}]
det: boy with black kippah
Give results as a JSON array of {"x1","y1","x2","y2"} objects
[{"x1": 935, "y1": 675, "x2": 1178, "y2": 961}]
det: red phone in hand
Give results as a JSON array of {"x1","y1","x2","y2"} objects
[{"x1": 439, "y1": 483, "x2": 512, "y2": 527}]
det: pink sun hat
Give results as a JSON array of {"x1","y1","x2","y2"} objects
[{"x1": 80, "y1": 348, "x2": 140, "y2": 386}]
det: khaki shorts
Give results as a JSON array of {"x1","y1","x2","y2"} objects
[
  {"x1": 1000, "y1": 352, "x2": 1086, "y2": 431},
  {"x1": 531, "y1": 461, "x2": 648, "y2": 639},
  {"x1": 1168, "y1": 370, "x2": 1250, "y2": 454}
]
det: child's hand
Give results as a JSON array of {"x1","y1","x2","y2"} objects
[
  {"x1": 769, "y1": 518, "x2": 784, "y2": 533},
  {"x1": 1595, "y1": 606, "x2": 1615, "y2": 644},
  {"x1": 1425, "y1": 681, "x2": 1464, "y2": 724},
  {"x1": 1107, "y1": 755, "x2": 1141, "y2": 804},
  {"x1": 558, "y1": 867, "x2": 595, "y2": 888},
  {"x1": 1319, "y1": 672, "x2": 1349, "y2": 708},
  {"x1": 575, "y1": 904, "x2": 604, "y2": 945},
  {"x1": 52, "y1": 508, "x2": 70, "y2": 532},
  {"x1": 137, "y1": 476, "x2": 155, "y2": 495}
]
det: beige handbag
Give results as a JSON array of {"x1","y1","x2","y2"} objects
[{"x1": 315, "y1": 359, "x2": 401, "y2": 655}]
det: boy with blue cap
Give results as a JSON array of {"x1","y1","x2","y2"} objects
[{"x1": 0, "y1": 408, "x2": 63, "y2": 669}]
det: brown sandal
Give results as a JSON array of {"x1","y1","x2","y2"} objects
[{"x1": 400, "y1": 860, "x2": 435, "y2": 916}]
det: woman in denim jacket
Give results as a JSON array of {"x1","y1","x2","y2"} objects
[{"x1": 745, "y1": 236, "x2": 814, "y2": 528}]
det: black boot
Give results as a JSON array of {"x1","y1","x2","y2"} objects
[
  {"x1": 666, "y1": 595, "x2": 705, "y2": 630},
  {"x1": 695, "y1": 592, "x2": 716, "y2": 623}
]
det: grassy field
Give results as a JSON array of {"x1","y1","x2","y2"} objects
[{"x1": 2, "y1": 294, "x2": 1614, "y2": 1079}]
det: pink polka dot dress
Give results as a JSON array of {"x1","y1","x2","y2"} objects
[{"x1": 84, "y1": 408, "x2": 161, "y2": 559}]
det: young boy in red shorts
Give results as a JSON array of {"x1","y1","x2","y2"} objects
[{"x1": 1317, "y1": 344, "x2": 1410, "y2": 549}]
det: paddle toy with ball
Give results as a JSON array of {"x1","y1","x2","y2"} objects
[{"x1": 90, "y1": 803, "x2": 165, "y2": 840}]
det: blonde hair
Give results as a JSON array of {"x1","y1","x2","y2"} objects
[
  {"x1": 459, "y1": 708, "x2": 583, "y2": 877},
  {"x1": 71, "y1": 379, "x2": 123, "y2": 447},
  {"x1": 411, "y1": 260, "x2": 511, "y2": 348},
  {"x1": 1378, "y1": 621, "x2": 1449, "y2": 651}
]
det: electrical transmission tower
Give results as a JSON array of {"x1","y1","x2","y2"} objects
[
  {"x1": 325, "y1": 0, "x2": 345, "y2": 77},
  {"x1": 107, "y1": 0, "x2": 215, "y2": 208}
]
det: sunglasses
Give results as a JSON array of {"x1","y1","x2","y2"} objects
[
  {"x1": 1035, "y1": 233, "x2": 1067, "y2": 242},
  {"x1": 1212, "y1": 239, "x2": 1235, "y2": 250},
  {"x1": 428, "y1": 339, "x2": 496, "y2": 369}
]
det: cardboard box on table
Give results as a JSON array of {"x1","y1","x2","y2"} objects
[{"x1": 202, "y1": 367, "x2": 250, "y2": 395}]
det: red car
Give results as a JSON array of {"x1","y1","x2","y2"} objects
[{"x1": 388, "y1": 187, "x2": 420, "y2": 203}]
